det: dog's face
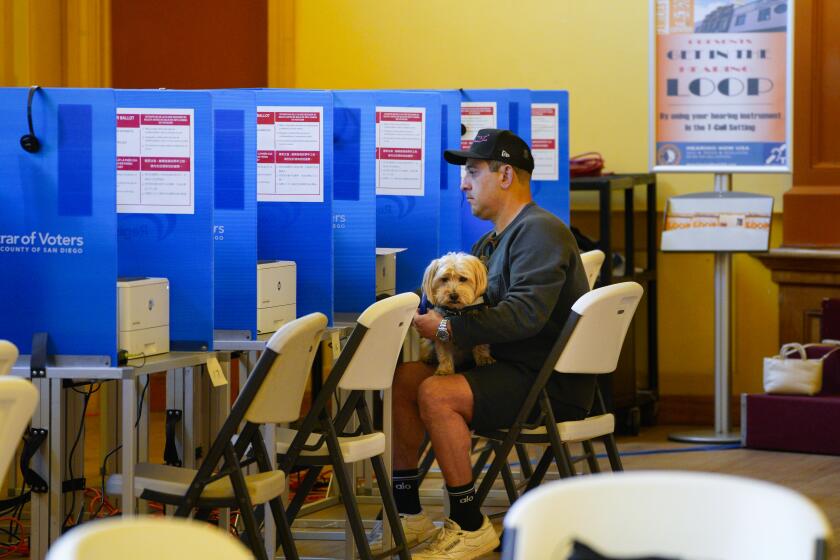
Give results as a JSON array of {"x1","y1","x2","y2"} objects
[{"x1": 422, "y1": 252, "x2": 488, "y2": 309}]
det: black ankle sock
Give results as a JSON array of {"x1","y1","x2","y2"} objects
[
  {"x1": 393, "y1": 469, "x2": 422, "y2": 515},
  {"x1": 446, "y1": 482, "x2": 483, "y2": 531}
]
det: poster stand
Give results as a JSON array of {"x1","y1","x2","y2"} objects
[{"x1": 668, "y1": 173, "x2": 740, "y2": 444}]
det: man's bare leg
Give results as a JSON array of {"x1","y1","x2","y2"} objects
[
  {"x1": 416, "y1": 374, "x2": 474, "y2": 486},
  {"x1": 393, "y1": 361, "x2": 436, "y2": 470}
]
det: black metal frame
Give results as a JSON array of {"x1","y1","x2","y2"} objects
[
  {"x1": 135, "y1": 347, "x2": 299, "y2": 560},
  {"x1": 470, "y1": 310, "x2": 625, "y2": 511},
  {"x1": 277, "y1": 324, "x2": 411, "y2": 560}
]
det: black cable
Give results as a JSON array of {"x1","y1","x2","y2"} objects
[
  {"x1": 63, "y1": 385, "x2": 93, "y2": 529},
  {"x1": 92, "y1": 375, "x2": 150, "y2": 519},
  {"x1": 0, "y1": 481, "x2": 26, "y2": 545}
]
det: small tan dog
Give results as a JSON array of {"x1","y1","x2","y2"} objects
[{"x1": 420, "y1": 252, "x2": 495, "y2": 375}]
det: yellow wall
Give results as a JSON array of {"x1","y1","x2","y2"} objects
[
  {"x1": 279, "y1": 0, "x2": 787, "y2": 396},
  {"x1": 0, "y1": 0, "x2": 111, "y2": 88}
]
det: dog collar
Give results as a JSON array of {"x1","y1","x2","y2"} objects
[{"x1": 435, "y1": 296, "x2": 485, "y2": 317}]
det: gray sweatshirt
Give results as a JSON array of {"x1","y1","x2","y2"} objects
[{"x1": 449, "y1": 202, "x2": 596, "y2": 411}]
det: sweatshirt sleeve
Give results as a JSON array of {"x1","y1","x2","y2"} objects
[{"x1": 448, "y1": 218, "x2": 572, "y2": 348}]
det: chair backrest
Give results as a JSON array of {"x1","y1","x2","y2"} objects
[
  {"x1": 244, "y1": 312, "x2": 328, "y2": 424},
  {"x1": 338, "y1": 292, "x2": 420, "y2": 390},
  {"x1": 46, "y1": 515, "x2": 252, "y2": 560},
  {"x1": 0, "y1": 340, "x2": 18, "y2": 376},
  {"x1": 554, "y1": 282, "x2": 642, "y2": 374},
  {"x1": 502, "y1": 471, "x2": 833, "y2": 560},
  {"x1": 0, "y1": 377, "x2": 38, "y2": 481},
  {"x1": 579, "y1": 250, "x2": 605, "y2": 290}
]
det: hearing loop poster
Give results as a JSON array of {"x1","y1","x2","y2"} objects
[{"x1": 651, "y1": 0, "x2": 792, "y2": 172}]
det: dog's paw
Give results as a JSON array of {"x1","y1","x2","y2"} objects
[
  {"x1": 472, "y1": 344, "x2": 495, "y2": 367},
  {"x1": 418, "y1": 339, "x2": 436, "y2": 363},
  {"x1": 434, "y1": 365, "x2": 455, "y2": 376}
]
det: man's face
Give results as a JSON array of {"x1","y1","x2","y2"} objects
[{"x1": 461, "y1": 159, "x2": 502, "y2": 220}]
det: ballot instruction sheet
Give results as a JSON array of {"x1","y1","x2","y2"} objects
[
  {"x1": 257, "y1": 106, "x2": 324, "y2": 203},
  {"x1": 375, "y1": 107, "x2": 426, "y2": 197},
  {"x1": 531, "y1": 103, "x2": 559, "y2": 181},
  {"x1": 117, "y1": 108, "x2": 195, "y2": 214}
]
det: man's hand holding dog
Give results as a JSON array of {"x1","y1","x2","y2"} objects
[{"x1": 413, "y1": 309, "x2": 445, "y2": 340}]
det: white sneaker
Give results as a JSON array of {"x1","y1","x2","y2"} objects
[
  {"x1": 411, "y1": 516, "x2": 499, "y2": 559},
  {"x1": 368, "y1": 510, "x2": 440, "y2": 550}
]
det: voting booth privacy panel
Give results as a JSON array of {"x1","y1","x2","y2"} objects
[
  {"x1": 332, "y1": 90, "x2": 441, "y2": 313},
  {"x1": 256, "y1": 89, "x2": 334, "y2": 324},
  {"x1": 375, "y1": 91, "x2": 441, "y2": 296},
  {"x1": 211, "y1": 90, "x2": 258, "y2": 338},
  {"x1": 116, "y1": 89, "x2": 215, "y2": 351},
  {"x1": 435, "y1": 90, "x2": 465, "y2": 255},
  {"x1": 0, "y1": 87, "x2": 118, "y2": 363}
]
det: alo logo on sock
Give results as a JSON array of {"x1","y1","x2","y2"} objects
[
  {"x1": 458, "y1": 495, "x2": 474, "y2": 504},
  {"x1": 395, "y1": 482, "x2": 412, "y2": 490}
]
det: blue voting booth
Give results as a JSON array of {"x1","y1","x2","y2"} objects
[
  {"x1": 116, "y1": 89, "x2": 215, "y2": 351},
  {"x1": 256, "y1": 89, "x2": 334, "y2": 324},
  {"x1": 333, "y1": 91, "x2": 442, "y2": 312},
  {"x1": 211, "y1": 90, "x2": 258, "y2": 337},
  {"x1": 0, "y1": 87, "x2": 119, "y2": 362}
]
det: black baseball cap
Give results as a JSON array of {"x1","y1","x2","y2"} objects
[{"x1": 444, "y1": 128, "x2": 534, "y2": 174}]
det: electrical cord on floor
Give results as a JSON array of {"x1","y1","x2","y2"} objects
[
  {"x1": 91, "y1": 375, "x2": 150, "y2": 520},
  {"x1": 0, "y1": 481, "x2": 29, "y2": 557}
]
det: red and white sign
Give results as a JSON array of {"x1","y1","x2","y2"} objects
[
  {"x1": 375, "y1": 107, "x2": 425, "y2": 197},
  {"x1": 531, "y1": 103, "x2": 560, "y2": 181},
  {"x1": 257, "y1": 106, "x2": 324, "y2": 203},
  {"x1": 117, "y1": 108, "x2": 195, "y2": 214}
]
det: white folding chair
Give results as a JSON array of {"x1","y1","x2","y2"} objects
[
  {"x1": 46, "y1": 515, "x2": 252, "y2": 560},
  {"x1": 0, "y1": 376, "x2": 38, "y2": 482},
  {"x1": 0, "y1": 340, "x2": 19, "y2": 375},
  {"x1": 579, "y1": 249, "x2": 605, "y2": 290},
  {"x1": 277, "y1": 292, "x2": 420, "y2": 560},
  {"x1": 502, "y1": 471, "x2": 833, "y2": 560},
  {"x1": 475, "y1": 282, "x2": 643, "y2": 507},
  {"x1": 107, "y1": 312, "x2": 328, "y2": 560}
]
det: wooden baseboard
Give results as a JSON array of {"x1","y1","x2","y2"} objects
[{"x1": 658, "y1": 395, "x2": 741, "y2": 427}]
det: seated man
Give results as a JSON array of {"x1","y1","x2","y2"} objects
[{"x1": 392, "y1": 129, "x2": 595, "y2": 559}]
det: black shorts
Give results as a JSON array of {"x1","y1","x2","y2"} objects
[{"x1": 461, "y1": 361, "x2": 589, "y2": 432}]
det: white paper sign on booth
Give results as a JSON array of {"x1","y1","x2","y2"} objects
[
  {"x1": 531, "y1": 103, "x2": 559, "y2": 181},
  {"x1": 117, "y1": 108, "x2": 195, "y2": 214},
  {"x1": 257, "y1": 106, "x2": 324, "y2": 203},
  {"x1": 375, "y1": 107, "x2": 426, "y2": 197}
]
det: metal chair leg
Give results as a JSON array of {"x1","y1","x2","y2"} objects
[
  {"x1": 471, "y1": 444, "x2": 494, "y2": 481},
  {"x1": 582, "y1": 440, "x2": 601, "y2": 473},
  {"x1": 603, "y1": 434, "x2": 624, "y2": 471},
  {"x1": 524, "y1": 447, "x2": 553, "y2": 492},
  {"x1": 499, "y1": 455, "x2": 520, "y2": 505},
  {"x1": 285, "y1": 466, "x2": 323, "y2": 522},
  {"x1": 514, "y1": 443, "x2": 533, "y2": 479},
  {"x1": 370, "y1": 454, "x2": 411, "y2": 560},
  {"x1": 268, "y1": 496, "x2": 300, "y2": 560},
  {"x1": 322, "y1": 420, "x2": 373, "y2": 560}
]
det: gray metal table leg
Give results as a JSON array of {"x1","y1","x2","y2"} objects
[
  {"x1": 30, "y1": 378, "x2": 51, "y2": 560},
  {"x1": 48, "y1": 379, "x2": 65, "y2": 545},
  {"x1": 121, "y1": 377, "x2": 137, "y2": 515}
]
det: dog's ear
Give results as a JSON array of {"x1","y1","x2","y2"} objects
[
  {"x1": 470, "y1": 255, "x2": 488, "y2": 297},
  {"x1": 422, "y1": 258, "x2": 440, "y2": 305}
]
